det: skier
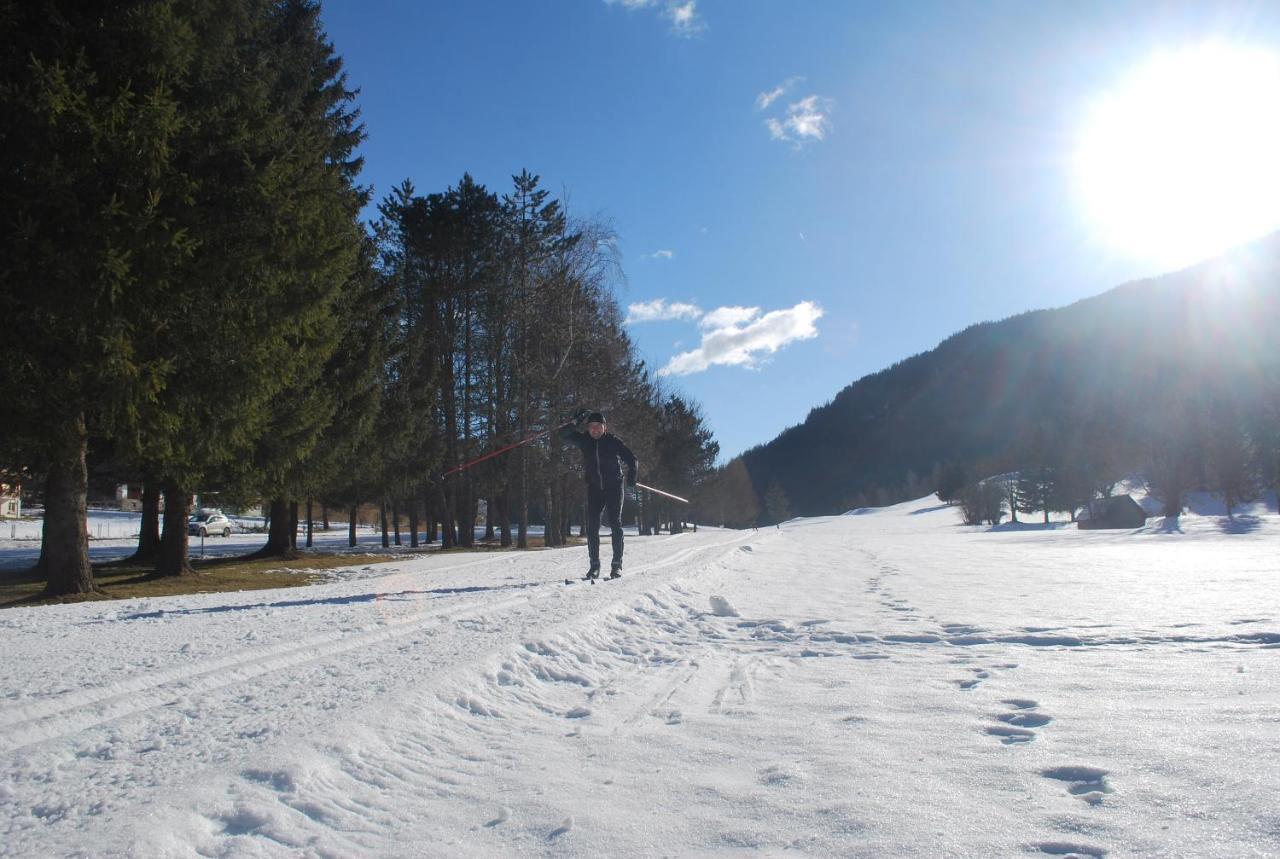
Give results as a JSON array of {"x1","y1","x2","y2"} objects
[{"x1": 560, "y1": 409, "x2": 637, "y2": 580}]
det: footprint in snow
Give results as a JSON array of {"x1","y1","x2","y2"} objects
[
  {"x1": 956, "y1": 667, "x2": 991, "y2": 691},
  {"x1": 986, "y1": 699, "x2": 1052, "y2": 744},
  {"x1": 484, "y1": 806, "x2": 512, "y2": 828},
  {"x1": 987, "y1": 725, "x2": 1037, "y2": 744},
  {"x1": 758, "y1": 764, "x2": 799, "y2": 786},
  {"x1": 549, "y1": 816, "x2": 575, "y2": 839},
  {"x1": 1042, "y1": 765, "x2": 1114, "y2": 805}
]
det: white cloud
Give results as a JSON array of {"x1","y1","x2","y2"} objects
[
  {"x1": 605, "y1": 0, "x2": 704, "y2": 36},
  {"x1": 756, "y1": 77, "x2": 804, "y2": 110},
  {"x1": 626, "y1": 298, "x2": 703, "y2": 324},
  {"x1": 646, "y1": 249, "x2": 675, "y2": 260},
  {"x1": 667, "y1": 1, "x2": 704, "y2": 36},
  {"x1": 764, "y1": 93, "x2": 834, "y2": 146},
  {"x1": 658, "y1": 301, "x2": 824, "y2": 376},
  {"x1": 699, "y1": 305, "x2": 759, "y2": 330}
]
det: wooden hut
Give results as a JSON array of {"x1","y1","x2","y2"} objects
[{"x1": 1077, "y1": 494, "x2": 1148, "y2": 530}]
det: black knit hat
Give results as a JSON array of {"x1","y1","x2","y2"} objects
[{"x1": 586, "y1": 411, "x2": 606, "y2": 425}]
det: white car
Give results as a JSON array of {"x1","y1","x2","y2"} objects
[{"x1": 188, "y1": 510, "x2": 232, "y2": 538}]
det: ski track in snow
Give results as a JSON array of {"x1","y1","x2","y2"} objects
[{"x1": 2, "y1": 498, "x2": 1280, "y2": 856}]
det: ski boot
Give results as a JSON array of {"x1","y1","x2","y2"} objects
[
  {"x1": 608, "y1": 563, "x2": 622, "y2": 580},
  {"x1": 583, "y1": 563, "x2": 601, "y2": 582}
]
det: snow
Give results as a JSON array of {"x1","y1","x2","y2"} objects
[{"x1": 2, "y1": 497, "x2": 1279, "y2": 857}]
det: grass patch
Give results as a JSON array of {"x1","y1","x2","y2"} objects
[
  {"x1": 0, "y1": 537, "x2": 585, "y2": 609},
  {"x1": 0, "y1": 552, "x2": 404, "y2": 609}
]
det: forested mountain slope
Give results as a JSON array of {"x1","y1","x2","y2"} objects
[{"x1": 741, "y1": 234, "x2": 1280, "y2": 515}]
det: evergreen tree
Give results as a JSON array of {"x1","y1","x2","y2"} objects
[
  {"x1": 934, "y1": 462, "x2": 969, "y2": 504},
  {"x1": 1016, "y1": 468, "x2": 1056, "y2": 524},
  {"x1": 1, "y1": 0, "x2": 206, "y2": 594},
  {"x1": 651, "y1": 395, "x2": 719, "y2": 532}
]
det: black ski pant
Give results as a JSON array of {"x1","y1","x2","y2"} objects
[{"x1": 586, "y1": 481, "x2": 625, "y2": 569}]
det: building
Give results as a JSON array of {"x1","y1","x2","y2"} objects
[
  {"x1": 116, "y1": 483, "x2": 144, "y2": 512},
  {"x1": 1077, "y1": 494, "x2": 1148, "y2": 530},
  {"x1": 0, "y1": 483, "x2": 20, "y2": 518}
]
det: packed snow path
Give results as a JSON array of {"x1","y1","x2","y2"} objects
[{"x1": 2, "y1": 499, "x2": 1278, "y2": 857}]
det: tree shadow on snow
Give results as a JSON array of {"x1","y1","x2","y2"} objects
[
  {"x1": 1218, "y1": 515, "x2": 1263, "y2": 535},
  {"x1": 988, "y1": 521, "x2": 1071, "y2": 533},
  {"x1": 92, "y1": 581, "x2": 543, "y2": 622}
]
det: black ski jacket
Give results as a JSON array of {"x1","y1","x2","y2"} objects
[{"x1": 559, "y1": 426, "x2": 638, "y2": 490}]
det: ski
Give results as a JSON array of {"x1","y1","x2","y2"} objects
[{"x1": 563, "y1": 572, "x2": 620, "y2": 585}]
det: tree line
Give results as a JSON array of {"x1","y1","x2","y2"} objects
[
  {"x1": 945, "y1": 387, "x2": 1279, "y2": 526},
  {"x1": 1, "y1": 0, "x2": 718, "y2": 598},
  {"x1": 736, "y1": 242, "x2": 1280, "y2": 522}
]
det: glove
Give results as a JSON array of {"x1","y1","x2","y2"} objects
[{"x1": 626, "y1": 472, "x2": 637, "y2": 487}]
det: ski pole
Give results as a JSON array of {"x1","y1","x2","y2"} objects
[
  {"x1": 439, "y1": 419, "x2": 574, "y2": 480},
  {"x1": 636, "y1": 482, "x2": 689, "y2": 504}
]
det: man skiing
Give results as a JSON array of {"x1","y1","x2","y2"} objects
[{"x1": 560, "y1": 409, "x2": 638, "y2": 580}]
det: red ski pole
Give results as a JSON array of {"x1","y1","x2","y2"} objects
[{"x1": 439, "y1": 420, "x2": 574, "y2": 480}]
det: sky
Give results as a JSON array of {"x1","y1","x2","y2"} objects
[{"x1": 318, "y1": 1, "x2": 1280, "y2": 461}]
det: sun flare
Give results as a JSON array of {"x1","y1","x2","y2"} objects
[{"x1": 1075, "y1": 43, "x2": 1280, "y2": 269}]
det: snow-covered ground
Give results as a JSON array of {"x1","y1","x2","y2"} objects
[
  {"x1": 2, "y1": 497, "x2": 1278, "y2": 857},
  {"x1": 0, "y1": 511, "x2": 451, "y2": 571}
]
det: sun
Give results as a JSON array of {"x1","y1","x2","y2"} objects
[{"x1": 1075, "y1": 43, "x2": 1280, "y2": 269}]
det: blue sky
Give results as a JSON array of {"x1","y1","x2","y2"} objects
[{"x1": 319, "y1": 1, "x2": 1280, "y2": 461}]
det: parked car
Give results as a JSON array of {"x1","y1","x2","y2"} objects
[{"x1": 189, "y1": 510, "x2": 233, "y2": 538}]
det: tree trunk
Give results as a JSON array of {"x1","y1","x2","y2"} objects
[
  {"x1": 484, "y1": 498, "x2": 496, "y2": 541},
  {"x1": 348, "y1": 502, "x2": 358, "y2": 548},
  {"x1": 424, "y1": 490, "x2": 437, "y2": 543},
  {"x1": 499, "y1": 488, "x2": 512, "y2": 547},
  {"x1": 306, "y1": 498, "x2": 314, "y2": 548},
  {"x1": 30, "y1": 538, "x2": 47, "y2": 579},
  {"x1": 425, "y1": 490, "x2": 438, "y2": 543},
  {"x1": 543, "y1": 485, "x2": 556, "y2": 547},
  {"x1": 517, "y1": 448, "x2": 529, "y2": 549},
  {"x1": 155, "y1": 481, "x2": 194, "y2": 577},
  {"x1": 127, "y1": 479, "x2": 162, "y2": 563},
  {"x1": 289, "y1": 501, "x2": 299, "y2": 552},
  {"x1": 457, "y1": 489, "x2": 474, "y2": 548},
  {"x1": 409, "y1": 504, "x2": 419, "y2": 548},
  {"x1": 41, "y1": 413, "x2": 96, "y2": 596},
  {"x1": 393, "y1": 500, "x2": 401, "y2": 546},
  {"x1": 322, "y1": 503, "x2": 330, "y2": 531},
  {"x1": 436, "y1": 483, "x2": 456, "y2": 549},
  {"x1": 380, "y1": 501, "x2": 389, "y2": 548},
  {"x1": 260, "y1": 497, "x2": 293, "y2": 556}
]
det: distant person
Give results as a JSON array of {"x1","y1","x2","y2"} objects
[{"x1": 560, "y1": 409, "x2": 637, "y2": 580}]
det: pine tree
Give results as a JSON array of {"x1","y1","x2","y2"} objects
[
  {"x1": 1, "y1": 1, "x2": 207, "y2": 594},
  {"x1": 651, "y1": 396, "x2": 719, "y2": 532}
]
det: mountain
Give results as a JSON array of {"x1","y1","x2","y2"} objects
[{"x1": 741, "y1": 233, "x2": 1280, "y2": 515}]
